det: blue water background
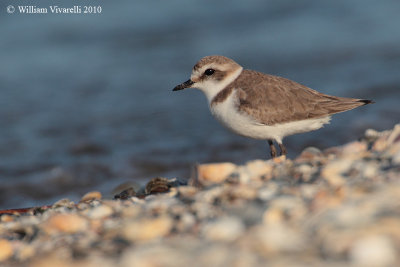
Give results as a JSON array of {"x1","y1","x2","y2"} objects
[{"x1": 0, "y1": 0, "x2": 399, "y2": 208}]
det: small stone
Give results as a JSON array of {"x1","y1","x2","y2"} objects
[
  {"x1": 45, "y1": 213, "x2": 88, "y2": 234},
  {"x1": 114, "y1": 187, "x2": 136, "y2": 200},
  {"x1": 361, "y1": 162, "x2": 379, "y2": 179},
  {"x1": 341, "y1": 141, "x2": 367, "y2": 156},
  {"x1": 120, "y1": 245, "x2": 190, "y2": 267},
  {"x1": 195, "y1": 186, "x2": 224, "y2": 204},
  {"x1": 145, "y1": 177, "x2": 170, "y2": 195},
  {"x1": 175, "y1": 213, "x2": 196, "y2": 232},
  {"x1": 198, "y1": 244, "x2": 257, "y2": 267},
  {"x1": 300, "y1": 184, "x2": 318, "y2": 199},
  {"x1": 350, "y1": 235, "x2": 397, "y2": 267},
  {"x1": 76, "y1": 202, "x2": 90, "y2": 210},
  {"x1": 371, "y1": 125, "x2": 400, "y2": 152},
  {"x1": 122, "y1": 216, "x2": 173, "y2": 242},
  {"x1": 265, "y1": 196, "x2": 307, "y2": 223},
  {"x1": 244, "y1": 160, "x2": 273, "y2": 180},
  {"x1": 272, "y1": 155, "x2": 286, "y2": 163},
  {"x1": 80, "y1": 191, "x2": 102, "y2": 202},
  {"x1": 387, "y1": 124, "x2": 400, "y2": 144},
  {"x1": 321, "y1": 159, "x2": 351, "y2": 187},
  {"x1": 1, "y1": 215, "x2": 15, "y2": 222},
  {"x1": 373, "y1": 136, "x2": 389, "y2": 152},
  {"x1": 263, "y1": 208, "x2": 284, "y2": 225},
  {"x1": 194, "y1": 163, "x2": 236, "y2": 186},
  {"x1": 0, "y1": 239, "x2": 13, "y2": 261},
  {"x1": 202, "y1": 217, "x2": 245, "y2": 242},
  {"x1": 167, "y1": 177, "x2": 186, "y2": 188},
  {"x1": 165, "y1": 187, "x2": 178, "y2": 197},
  {"x1": 392, "y1": 148, "x2": 400, "y2": 164},
  {"x1": 120, "y1": 205, "x2": 141, "y2": 218},
  {"x1": 248, "y1": 224, "x2": 305, "y2": 254},
  {"x1": 296, "y1": 147, "x2": 323, "y2": 162},
  {"x1": 365, "y1": 128, "x2": 383, "y2": 140},
  {"x1": 227, "y1": 185, "x2": 257, "y2": 201},
  {"x1": 52, "y1": 198, "x2": 75, "y2": 209},
  {"x1": 145, "y1": 195, "x2": 180, "y2": 214},
  {"x1": 30, "y1": 254, "x2": 78, "y2": 267},
  {"x1": 112, "y1": 182, "x2": 141, "y2": 197},
  {"x1": 178, "y1": 186, "x2": 198, "y2": 199},
  {"x1": 16, "y1": 244, "x2": 35, "y2": 261},
  {"x1": 257, "y1": 184, "x2": 278, "y2": 202},
  {"x1": 86, "y1": 205, "x2": 113, "y2": 219},
  {"x1": 310, "y1": 188, "x2": 344, "y2": 212},
  {"x1": 296, "y1": 164, "x2": 314, "y2": 182}
]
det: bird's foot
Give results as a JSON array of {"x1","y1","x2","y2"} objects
[
  {"x1": 268, "y1": 140, "x2": 277, "y2": 158},
  {"x1": 278, "y1": 143, "x2": 287, "y2": 156}
]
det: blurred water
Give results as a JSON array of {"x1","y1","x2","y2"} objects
[{"x1": 0, "y1": 0, "x2": 399, "y2": 208}]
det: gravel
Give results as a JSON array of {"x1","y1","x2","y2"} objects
[{"x1": 0, "y1": 124, "x2": 399, "y2": 266}]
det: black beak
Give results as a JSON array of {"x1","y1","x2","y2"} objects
[{"x1": 173, "y1": 79, "x2": 194, "y2": 91}]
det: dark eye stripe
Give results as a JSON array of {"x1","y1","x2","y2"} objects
[{"x1": 204, "y1": 69, "x2": 215, "y2": 76}]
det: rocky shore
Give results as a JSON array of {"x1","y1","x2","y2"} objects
[{"x1": 0, "y1": 124, "x2": 399, "y2": 267}]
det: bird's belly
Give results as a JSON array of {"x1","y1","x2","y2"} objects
[
  {"x1": 211, "y1": 106, "x2": 272, "y2": 139},
  {"x1": 210, "y1": 97, "x2": 331, "y2": 142}
]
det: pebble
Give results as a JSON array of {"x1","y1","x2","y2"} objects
[
  {"x1": 1, "y1": 215, "x2": 14, "y2": 223},
  {"x1": 194, "y1": 162, "x2": 236, "y2": 186},
  {"x1": 52, "y1": 198, "x2": 76, "y2": 209},
  {"x1": 85, "y1": 205, "x2": 113, "y2": 219},
  {"x1": 112, "y1": 182, "x2": 141, "y2": 197},
  {"x1": 341, "y1": 141, "x2": 368, "y2": 157},
  {"x1": 321, "y1": 159, "x2": 350, "y2": 186},
  {"x1": 175, "y1": 212, "x2": 196, "y2": 232},
  {"x1": 243, "y1": 159, "x2": 273, "y2": 180},
  {"x1": 245, "y1": 224, "x2": 306, "y2": 254},
  {"x1": 121, "y1": 216, "x2": 173, "y2": 242},
  {"x1": 80, "y1": 191, "x2": 102, "y2": 202},
  {"x1": 45, "y1": 213, "x2": 88, "y2": 234},
  {"x1": 120, "y1": 205, "x2": 141, "y2": 218},
  {"x1": 392, "y1": 148, "x2": 400, "y2": 164},
  {"x1": 387, "y1": 124, "x2": 400, "y2": 144},
  {"x1": 202, "y1": 217, "x2": 245, "y2": 242},
  {"x1": 114, "y1": 187, "x2": 136, "y2": 200},
  {"x1": 372, "y1": 124, "x2": 400, "y2": 151},
  {"x1": 296, "y1": 147, "x2": 323, "y2": 162},
  {"x1": 16, "y1": 244, "x2": 35, "y2": 261},
  {"x1": 272, "y1": 155, "x2": 287, "y2": 163},
  {"x1": 350, "y1": 235, "x2": 397, "y2": 266},
  {"x1": 0, "y1": 239, "x2": 13, "y2": 261},
  {"x1": 120, "y1": 244, "x2": 191, "y2": 267},
  {"x1": 226, "y1": 185, "x2": 258, "y2": 201},
  {"x1": 257, "y1": 184, "x2": 278, "y2": 201},
  {"x1": 145, "y1": 177, "x2": 171, "y2": 195},
  {"x1": 177, "y1": 186, "x2": 198, "y2": 199}
]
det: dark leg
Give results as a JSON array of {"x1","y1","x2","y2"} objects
[
  {"x1": 268, "y1": 140, "x2": 277, "y2": 158},
  {"x1": 278, "y1": 143, "x2": 287, "y2": 156}
]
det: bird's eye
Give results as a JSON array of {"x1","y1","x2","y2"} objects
[{"x1": 204, "y1": 69, "x2": 215, "y2": 76}]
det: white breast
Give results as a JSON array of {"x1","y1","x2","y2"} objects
[{"x1": 210, "y1": 90, "x2": 331, "y2": 143}]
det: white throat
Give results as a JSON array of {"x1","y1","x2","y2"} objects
[{"x1": 196, "y1": 67, "x2": 243, "y2": 104}]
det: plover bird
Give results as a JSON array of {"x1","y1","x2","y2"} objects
[{"x1": 173, "y1": 55, "x2": 373, "y2": 158}]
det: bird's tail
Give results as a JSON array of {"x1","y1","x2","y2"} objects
[
  {"x1": 358, "y1": 99, "x2": 375, "y2": 105},
  {"x1": 321, "y1": 97, "x2": 375, "y2": 116}
]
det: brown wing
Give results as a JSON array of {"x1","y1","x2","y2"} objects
[{"x1": 236, "y1": 70, "x2": 368, "y2": 125}]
